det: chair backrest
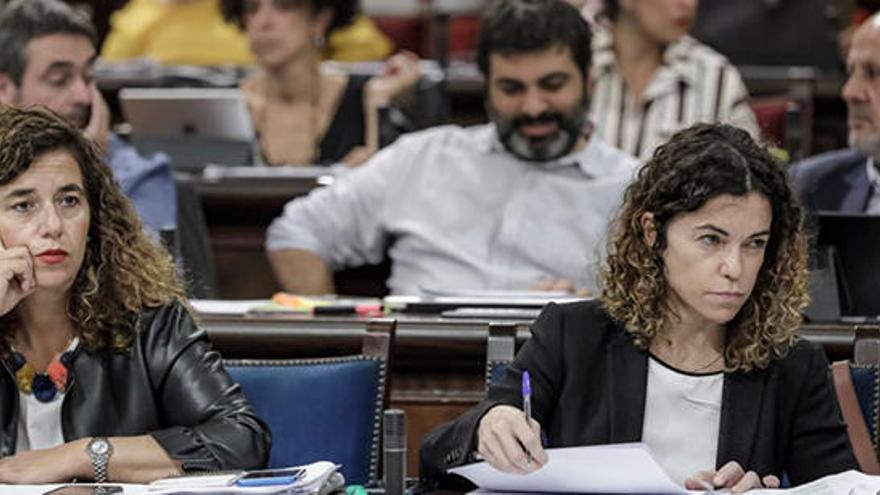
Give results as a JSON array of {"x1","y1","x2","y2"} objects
[
  {"x1": 225, "y1": 319, "x2": 396, "y2": 485},
  {"x1": 750, "y1": 98, "x2": 791, "y2": 148},
  {"x1": 831, "y1": 360, "x2": 880, "y2": 474},
  {"x1": 750, "y1": 97, "x2": 807, "y2": 162},
  {"x1": 849, "y1": 364, "x2": 880, "y2": 448},
  {"x1": 485, "y1": 323, "x2": 517, "y2": 389},
  {"x1": 175, "y1": 178, "x2": 217, "y2": 298},
  {"x1": 855, "y1": 327, "x2": 880, "y2": 367}
]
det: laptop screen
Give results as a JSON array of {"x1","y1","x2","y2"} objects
[{"x1": 119, "y1": 88, "x2": 256, "y2": 169}]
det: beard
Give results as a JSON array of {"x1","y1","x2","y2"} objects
[{"x1": 489, "y1": 95, "x2": 589, "y2": 162}]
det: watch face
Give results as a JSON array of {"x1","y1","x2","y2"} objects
[{"x1": 90, "y1": 440, "x2": 109, "y2": 456}]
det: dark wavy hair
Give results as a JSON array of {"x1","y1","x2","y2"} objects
[
  {"x1": 600, "y1": 123, "x2": 809, "y2": 372},
  {"x1": 477, "y1": 0, "x2": 592, "y2": 78},
  {"x1": 0, "y1": 0, "x2": 97, "y2": 85},
  {"x1": 221, "y1": 0, "x2": 357, "y2": 34},
  {"x1": 0, "y1": 106, "x2": 185, "y2": 353}
]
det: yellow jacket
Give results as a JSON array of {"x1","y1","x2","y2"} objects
[
  {"x1": 327, "y1": 16, "x2": 394, "y2": 62},
  {"x1": 101, "y1": 0, "x2": 254, "y2": 66}
]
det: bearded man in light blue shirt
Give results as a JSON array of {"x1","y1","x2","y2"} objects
[{"x1": 267, "y1": 0, "x2": 638, "y2": 296}]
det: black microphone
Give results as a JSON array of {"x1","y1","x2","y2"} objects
[{"x1": 383, "y1": 409, "x2": 406, "y2": 495}]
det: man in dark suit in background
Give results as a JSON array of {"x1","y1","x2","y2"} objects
[{"x1": 790, "y1": 13, "x2": 880, "y2": 213}]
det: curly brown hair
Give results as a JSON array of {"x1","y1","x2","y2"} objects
[
  {"x1": 0, "y1": 106, "x2": 185, "y2": 352},
  {"x1": 600, "y1": 123, "x2": 809, "y2": 372}
]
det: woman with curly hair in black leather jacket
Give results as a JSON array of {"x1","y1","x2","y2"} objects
[{"x1": 0, "y1": 106, "x2": 270, "y2": 484}]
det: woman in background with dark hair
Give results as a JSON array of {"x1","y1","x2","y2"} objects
[
  {"x1": 421, "y1": 123, "x2": 856, "y2": 490},
  {"x1": 586, "y1": 0, "x2": 759, "y2": 161},
  {"x1": 223, "y1": 0, "x2": 421, "y2": 166},
  {"x1": 0, "y1": 106, "x2": 269, "y2": 483}
]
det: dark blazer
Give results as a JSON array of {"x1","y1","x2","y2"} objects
[
  {"x1": 420, "y1": 301, "x2": 857, "y2": 487},
  {"x1": 789, "y1": 148, "x2": 870, "y2": 213},
  {"x1": 0, "y1": 302, "x2": 271, "y2": 472}
]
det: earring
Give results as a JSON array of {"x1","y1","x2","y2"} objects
[{"x1": 312, "y1": 33, "x2": 325, "y2": 49}]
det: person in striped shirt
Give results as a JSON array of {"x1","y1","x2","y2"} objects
[{"x1": 585, "y1": 0, "x2": 759, "y2": 161}]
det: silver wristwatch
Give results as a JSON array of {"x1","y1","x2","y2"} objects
[{"x1": 85, "y1": 437, "x2": 113, "y2": 483}]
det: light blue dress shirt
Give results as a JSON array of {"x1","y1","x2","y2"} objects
[
  {"x1": 267, "y1": 124, "x2": 638, "y2": 295},
  {"x1": 108, "y1": 134, "x2": 177, "y2": 234}
]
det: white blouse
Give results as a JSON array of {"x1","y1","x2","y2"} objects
[
  {"x1": 642, "y1": 355, "x2": 724, "y2": 486},
  {"x1": 14, "y1": 338, "x2": 79, "y2": 453}
]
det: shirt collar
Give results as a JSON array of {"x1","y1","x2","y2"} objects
[
  {"x1": 481, "y1": 123, "x2": 602, "y2": 178},
  {"x1": 866, "y1": 158, "x2": 880, "y2": 189}
]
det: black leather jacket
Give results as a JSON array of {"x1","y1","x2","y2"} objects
[{"x1": 0, "y1": 302, "x2": 271, "y2": 472}]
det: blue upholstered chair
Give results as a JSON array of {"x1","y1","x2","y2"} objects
[
  {"x1": 846, "y1": 364, "x2": 879, "y2": 445},
  {"x1": 830, "y1": 327, "x2": 880, "y2": 474},
  {"x1": 225, "y1": 319, "x2": 396, "y2": 485}
]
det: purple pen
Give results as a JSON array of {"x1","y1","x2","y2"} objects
[
  {"x1": 522, "y1": 370, "x2": 532, "y2": 423},
  {"x1": 522, "y1": 370, "x2": 534, "y2": 466}
]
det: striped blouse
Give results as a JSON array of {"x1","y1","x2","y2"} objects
[{"x1": 589, "y1": 27, "x2": 759, "y2": 162}]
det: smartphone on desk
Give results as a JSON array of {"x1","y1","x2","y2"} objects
[
  {"x1": 43, "y1": 485, "x2": 123, "y2": 495},
  {"x1": 234, "y1": 466, "x2": 306, "y2": 487}
]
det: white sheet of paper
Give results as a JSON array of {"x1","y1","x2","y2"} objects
[
  {"x1": 0, "y1": 484, "x2": 148, "y2": 495},
  {"x1": 189, "y1": 299, "x2": 268, "y2": 316},
  {"x1": 749, "y1": 470, "x2": 880, "y2": 495},
  {"x1": 449, "y1": 443, "x2": 686, "y2": 494},
  {"x1": 419, "y1": 287, "x2": 575, "y2": 299}
]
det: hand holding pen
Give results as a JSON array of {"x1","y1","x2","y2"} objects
[{"x1": 475, "y1": 370, "x2": 548, "y2": 474}]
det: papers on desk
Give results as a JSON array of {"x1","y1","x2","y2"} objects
[
  {"x1": 750, "y1": 470, "x2": 880, "y2": 495},
  {"x1": 0, "y1": 484, "x2": 148, "y2": 495},
  {"x1": 419, "y1": 287, "x2": 574, "y2": 299},
  {"x1": 454, "y1": 444, "x2": 880, "y2": 495},
  {"x1": 384, "y1": 293, "x2": 589, "y2": 314},
  {"x1": 0, "y1": 462, "x2": 341, "y2": 495},
  {"x1": 201, "y1": 164, "x2": 346, "y2": 181},
  {"x1": 189, "y1": 296, "x2": 384, "y2": 317},
  {"x1": 191, "y1": 291, "x2": 586, "y2": 318},
  {"x1": 148, "y1": 461, "x2": 341, "y2": 494},
  {"x1": 189, "y1": 299, "x2": 268, "y2": 316},
  {"x1": 450, "y1": 443, "x2": 685, "y2": 494}
]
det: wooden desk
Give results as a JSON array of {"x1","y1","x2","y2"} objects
[
  {"x1": 180, "y1": 173, "x2": 327, "y2": 298},
  {"x1": 199, "y1": 311, "x2": 862, "y2": 476},
  {"x1": 184, "y1": 171, "x2": 391, "y2": 298}
]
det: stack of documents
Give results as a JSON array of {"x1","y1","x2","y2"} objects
[
  {"x1": 148, "y1": 461, "x2": 341, "y2": 494},
  {"x1": 190, "y1": 296, "x2": 383, "y2": 317}
]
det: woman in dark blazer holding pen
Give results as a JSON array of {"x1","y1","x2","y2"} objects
[{"x1": 420, "y1": 123, "x2": 858, "y2": 491}]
